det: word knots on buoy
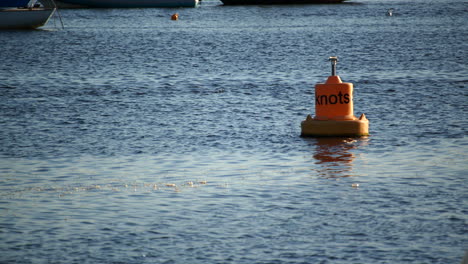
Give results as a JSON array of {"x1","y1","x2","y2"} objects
[{"x1": 301, "y1": 56, "x2": 369, "y2": 137}]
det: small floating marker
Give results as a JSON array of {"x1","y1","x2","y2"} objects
[
  {"x1": 301, "y1": 56, "x2": 370, "y2": 137},
  {"x1": 199, "y1": 181, "x2": 207, "y2": 184},
  {"x1": 387, "y1": 8, "x2": 394, "y2": 16},
  {"x1": 166, "y1": 183, "x2": 176, "y2": 187},
  {"x1": 352, "y1": 183, "x2": 360, "y2": 188},
  {"x1": 171, "y1": 13, "x2": 179, "y2": 20}
]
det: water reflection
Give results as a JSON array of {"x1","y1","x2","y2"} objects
[{"x1": 308, "y1": 137, "x2": 368, "y2": 178}]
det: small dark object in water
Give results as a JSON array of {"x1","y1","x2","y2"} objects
[{"x1": 387, "y1": 8, "x2": 394, "y2": 16}]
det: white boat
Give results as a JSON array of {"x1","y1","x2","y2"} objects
[
  {"x1": 55, "y1": 0, "x2": 199, "y2": 8},
  {"x1": 0, "y1": 0, "x2": 56, "y2": 29}
]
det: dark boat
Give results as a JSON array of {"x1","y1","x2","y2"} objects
[
  {"x1": 221, "y1": 0, "x2": 346, "y2": 5},
  {"x1": 55, "y1": 0, "x2": 199, "y2": 8}
]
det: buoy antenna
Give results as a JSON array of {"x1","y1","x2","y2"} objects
[{"x1": 329, "y1": 56, "x2": 338, "y2": 76}]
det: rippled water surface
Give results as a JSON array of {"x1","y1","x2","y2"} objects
[{"x1": 1, "y1": 0, "x2": 467, "y2": 263}]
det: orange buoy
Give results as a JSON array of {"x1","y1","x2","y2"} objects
[
  {"x1": 301, "y1": 56, "x2": 369, "y2": 137},
  {"x1": 314, "y1": 74, "x2": 354, "y2": 121},
  {"x1": 171, "y1": 13, "x2": 179, "y2": 20}
]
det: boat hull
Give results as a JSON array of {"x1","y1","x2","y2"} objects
[
  {"x1": 0, "y1": 8, "x2": 56, "y2": 29},
  {"x1": 221, "y1": 0, "x2": 345, "y2": 4},
  {"x1": 56, "y1": 0, "x2": 199, "y2": 8}
]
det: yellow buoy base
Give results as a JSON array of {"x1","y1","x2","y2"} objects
[{"x1": 301, "y1": 114, "x2": 369, "y2": 137}]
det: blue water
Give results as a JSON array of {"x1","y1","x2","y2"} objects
[{"x1": 1, "y1": 0, "x2": 467, "y2": 263}]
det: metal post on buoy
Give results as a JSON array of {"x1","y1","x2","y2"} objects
[{"x1": 329, "y1": 56, "x2": 338, "y2": 76}]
